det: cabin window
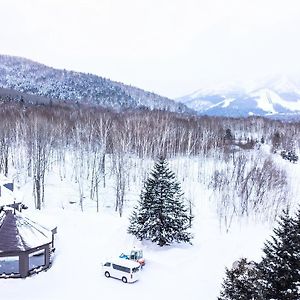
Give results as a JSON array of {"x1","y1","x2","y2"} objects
[
  {"x1": 29, "y1": 250, "x2": 45, "y2": 271},
  {"x1": 0, "y1": 256, "x2": 19, "y2": 274}
]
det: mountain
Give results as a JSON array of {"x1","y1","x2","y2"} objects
[
  {"x1": 177, "y1": 76, "x2": 300, "y2": 118},
  {"x1": 0, "y1": 55, "x2": 190, "y2": 113}
]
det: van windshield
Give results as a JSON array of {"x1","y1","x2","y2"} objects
[{"x1": 132, "y1": 267, "x2": 140, "y2": 273}]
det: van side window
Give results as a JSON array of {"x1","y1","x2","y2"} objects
[
  {"x1": 104, "y1": 262, "x2": 111, "y2": 267},
  {"x1": 112, "y1": 264, "x2": 130, "y2": 273}
]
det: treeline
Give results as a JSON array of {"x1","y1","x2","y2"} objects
[
  {"x1": 0, "y1": 100, "x2": 299, "y2": 216},
  {"x1": 1, "y1": 100, "x2": 299, "y2": 157}
]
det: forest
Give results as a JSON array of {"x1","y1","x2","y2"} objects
[{"x1": 0, "y1": 98, "x2": 299, "y2": 226}]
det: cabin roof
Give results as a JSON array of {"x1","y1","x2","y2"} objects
[{"x1": 0, "y1": 210, "x2": 52, "y2": 253}]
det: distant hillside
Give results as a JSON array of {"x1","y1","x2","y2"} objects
[{"x1": 0, "y1": 55, "x2": 190, "y2": 113}]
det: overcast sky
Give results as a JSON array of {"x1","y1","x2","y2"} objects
[{"x1": 0, "y1": 0, "x2": 300, "y2": 98}]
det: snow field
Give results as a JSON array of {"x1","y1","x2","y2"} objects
[
  {"x1": 0, "y1": 209, "x2": 272, "y2": 300},
  {"x1": 2, "y1": 154, "x2": 298, "y2": 299}
]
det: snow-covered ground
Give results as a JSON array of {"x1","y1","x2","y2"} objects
[{"x1": 1, "y1": 154, "x2": 299, "y2": 300}]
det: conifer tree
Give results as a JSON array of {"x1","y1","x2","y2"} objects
[
  {"x1": 128, "y1": 157, "x2": 192, "y2": 246},
  {"x1": 218, "y1": 258, "x2": 259, "y2": 300},
  {"x1": 257, "y1": 210, "x2": 300, "y2": 300},
  {"x1": 219, "y1": 209, "x2": 300, "y2": 300}
]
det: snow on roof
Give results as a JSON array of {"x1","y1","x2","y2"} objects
[
  {"x1": 0, "y1": 175, "x2": 23, "y2": 207},
  {"x1": 0, "y1": 174, "x2": 12, "y2": 186},
  {"x1": 22, "y1": 210, "x2": 57, "y2": 232},
  {"x1": 0, "y1": 210, "x2": 52, "y2": 253},
  {"x1": 0, "y1": 185, "x2": 17, "y2": 206}
]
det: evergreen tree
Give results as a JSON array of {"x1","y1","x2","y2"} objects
[
  {"x1": 287, "y1": 150, "x2": 298, "y2": 163},
  {"x1": 271, "y1": 131, "x2": 281, "y2": 152},
  {"x1": 218, "y1": 258, "x2": 260, "y2": 300},
  {"x1": 280, "y1": 150, "x2": 298, "y2": 163},
  {"x1": 224, "y1": 129, "x2": 234, "y2": 142},
  {"x1": 128, "y1": 157, "x2": 192, "y2": 246},
  {"x1": 219, "y1": 209, "x2": 300, "y2": 300},
  {"x1": 257, "y1": 210, "x2": 300, "y2": 299}
]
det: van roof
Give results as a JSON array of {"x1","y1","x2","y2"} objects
[{"x1": 105, "y1": 258, "x2": 140, "y2": 268}]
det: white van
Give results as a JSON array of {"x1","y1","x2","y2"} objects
[{"x1": 102, "y1": 258, "x2": 140, "y2": 283}]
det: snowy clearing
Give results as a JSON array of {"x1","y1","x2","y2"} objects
[
  {"x1": 2, "y1": 155, "x2": 292, "y2": 300},
  {"x1": 1, "y1": 208, "x2": 273, "y2": 300}
]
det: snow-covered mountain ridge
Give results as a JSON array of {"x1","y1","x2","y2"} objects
[
  {"x1": 0, "y1": 55, "x2": 191, "y2": 113},
  {"x1": 177, "y1": 76, "x2": 300, "y2": 118}
]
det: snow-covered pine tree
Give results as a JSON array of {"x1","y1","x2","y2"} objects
[
  {"x1": 128, "y1": 157, "x2": 193, "y2": 246},
  {"x1": 218, "y1": 258, "x2": 259, "y2": 300},
  {"x1": 257, "y1": 210, "x2": 300, "y2": 300}
]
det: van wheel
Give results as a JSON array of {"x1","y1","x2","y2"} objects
[
  {"x1": 105, "y1": 271, "x2": 110, "y2": 278},
  {"x1": 122, "y1": 276, "x2": 127, "y2": 283}
]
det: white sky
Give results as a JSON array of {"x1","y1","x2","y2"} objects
[{"x1": 0, "y1": 0, "x2": 300, "y2": 98}]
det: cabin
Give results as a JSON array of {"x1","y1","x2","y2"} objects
[
  {"x1": 0, "y1": 209, "x2": 56, "y2": 278},
  {"x1": 0, "y1": 175, "x2": 57, "y2": 278}
]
